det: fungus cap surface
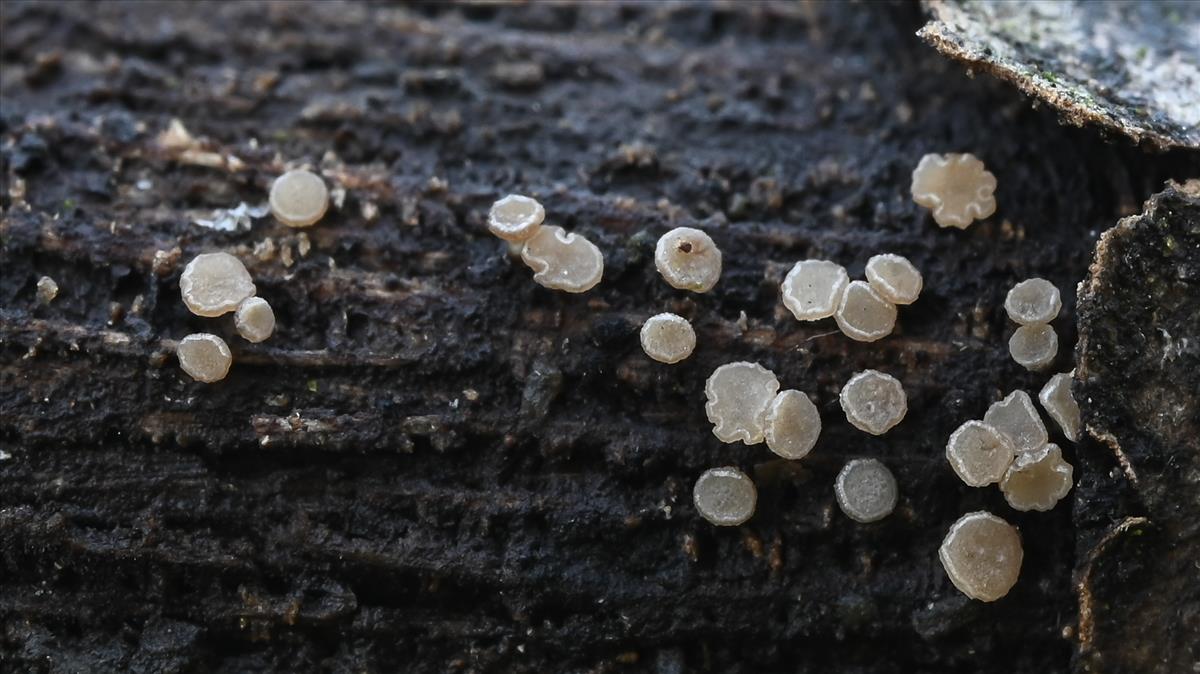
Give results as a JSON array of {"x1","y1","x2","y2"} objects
[
  {"x1": 520, "y1": 226, "x2": 604, "y2": 293},
  {"x1": 834, "y1": 281, "x2": 897, "y2": 342},
  {"x1": 1039, "y1": 371, "x2": 1081, "y2": 442},
  {"x1": 179, "y1": 252, "x2": 257, "y2": 318},
  {"x1": 639, "y1": 313, "x2": 696, "y2": 364},
  {"x1": 835, "y1": 458, "x2": 898, "y2": 523},
  {"x1": 865, "y1": 254, "x2": 923, "y2": 305},
  {"x1": 487, "y1": 194, "x2": 545, "y2": 242},
  {"x1": 983, "y1": 390, "x2": 1048, "y2": 453},
  {"x1": 1009, "y1": 323, "x2": 1058, "y2": 371},
  {"x1": 693, "y1": 467, "x2": 757, "y2": 526},
  {"x1": 704, "y1": 362, "x2": 780, "y2": 445},
  {"x1": 910, "y1": 153, "x2": 998, "y2": 229},
  {"x1": 234, "y1": 297, "x2": 276, "y2": 343},
  {"x1": 269, "y1": 169, "x2": 329, "y2": 228},
  {"x1": 764, "y1": 389, "x2": 821, "y2": 460},
  {"x1": 1000, "y1": 443, "x2": 1074, "y2": 511},
  {"x1": 780, "y1": 259, "x2": 850, "y2": 321},
  {"x1": 839, "y1": 369, "x2": 907, "y2": 435},
  {"x1": 946, "y1": 420, "x2": 1016, "y2": 487},
  {"x1": 1004, "y1": 278, "x2": 1062, "y2": 325},
  {"x1": 939, "y1": 511, "x2": 1023, "y2": 602},
  {"x1": 654, "y1": 227, "x2": 722, "y2": 293},
  {"x1": 177, "y1": 333, "x2": 233, "y2": 383}
]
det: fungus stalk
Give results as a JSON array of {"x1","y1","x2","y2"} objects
[
  {"x1": 939, "y1": 511, "x2": 1023, "y2": 602},
  {"x1": 910, "y1": 153, "x2": 997, "y2": 229},
  {"x1": 834, "y1": 459, "x2": 898, "y2": 523},
  {"x1": 654, "y1": 227, "x2": 722, "y2": 293},
  {"x1": 639, "y1": 313, "x2": 696, "y2": 364},
  {"x1": 693, "y1": 467, "x2": 757, "y2": 526},
  {"x1": 704, "y1": 362, "x2": 780, "y2": 445},
  {"x1": 179, "y1": 252, "x2": 257, "y2": 318},
  {"x1": 269, "y1": 169, "x2": 330, "y2": 228}
]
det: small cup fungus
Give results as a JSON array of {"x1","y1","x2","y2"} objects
[
  {"x1": 234, "y1": 297, "x2": 276, "y2": 343},
  {"x1": 781, "y1": 259, "x2": 849, "y2": 321},
  {"x1": 910, "y1": 153, "x2": 997, "y2": 229},
  {"x1": 999, "y1": 443, "x2": 1074, "y2": 512},
  {"x1": 179, "y1": 252, "x2": 257, "y2": 318},
  {"x1": 177, "y1": 333, "x2": 233, "y2": 383},
  {"x1": 764, "y1": 389, "x2": 821, "y2": 460},
  {"x1": 488, "y1": 194, "x2": 545, "y2": 242},
  {"x1": 1039, "y1": 372, "x2": 1081, "y2": 442},
  {"x1": 693, "y1": 466, "x2": 757, "y2": 526},
  {"x1": 654, "y1": 227, "x2": 722, "y2": 293},
  {"x1": 839, "y1": 369, "x2": 907, "y2": 435},
  {"x1": 983, "y1": 390, "x2": 1048, "y2": 453},
  {"x1": 939, "y1": 511, "x2": 1023, "y2": 602},
  {"x1": 1008, "y1": 324, "x2": 1058, "y2": 371},
  {"x1": 639, "y1": 313, "x2": 696, "y2": 364},
  {"x1": 834, "y1": 281, "x2": 897, "y2": 342},
  {"x1": 834, "y1": 458, "x2": 898, "y2": 523},
  {"x1": 1004, "y1": 278, "x2": 1061, "y2": 325},
  {"x1": 864, "y1": 254, "x2": 923, "y2": 305},
  {"x1": 269, "y1": 169, "x2": 329, "y2": 228},
  {"x1": 946, "y1": 420, "x2": 1015, "y2": 487},
  {"x1": 520, "y1": 225, "x2": 604, "y2": 293},
  {"x1": 704, "y1": 362, "x2": 780, "y2": 445}
]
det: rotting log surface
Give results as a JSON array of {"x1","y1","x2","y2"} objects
[{"x1": 0, "y1": 2, "x2": 1198, "y2": 673}]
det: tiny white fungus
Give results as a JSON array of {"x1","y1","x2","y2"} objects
[
  {"x1": 946, "y1": 420, "x2": 1016, "y2": 487},
  {"x1": 177, "y1": 333, "x2": 233, "y2": 383},
  {"x1": 179, "y1": 252, "x2": 257, "y2": 318},
  {"x1": 269, "y1": 169, "x2": 329, "y2": 228},
  {"x1": 864, "y1": 253, "x2": 923, "y2": 305},
  {"x1": 1004, "y1": 278, "x2": 1061, "y2": 325},
  {"x1": 1008, "y1": 323, "x2": 1058, "y2": 371},
  {"x1": 1000, "y1": 443, "x2": 1074, "y2": 512},
  {"x1": 910, "y1": 153, "x2": 997, "y2": 229},
  {"x1": 839, "y1": 369, "x2": 907, "y2": 435},
  {"x1": 693, "y1": 466, "x2": 757, "y2": 526},
  {"x1": 939, "y1": 511, "x2": 1023, "y2": 602},
  {"x1": 639, "y1": 313, "x2": 696, "y2": 364},
  {"x1": 234, "y1": 297, "x2": 276, "y2": 343},
  {"x1": 1039, "y1": 372, "x2": 1081, "y2": 442},
  {"x1": 654, "y1": 227, "x2": 722, "y2": 293},
  {"x1": 519, "y1": 225, "x2": 604, "y2": 293},
  {"x1": 764, "y1": 389, "x2": 821, "y2": 460},
  {"x1": 36, "y1": 276, "x2": 59, "y2": 304},
  {"x1": 834, "y1": 458, "x2": 898, "y2": 523},
  {"x1": 487, "y1": 194, "x2": 545, "y2": 242},
  {"x1": 984, "y1": 390, "x2": 1048, "y2": 454},
  {"x1": 704, "y1": 362, "x2": 780, "y2": 445},
  {"x1": 780, "y1": 259, "x2": 849, "y2": 321},
  {"x1": 834, "y1": 281, "x2": 897, "y2": 342}
]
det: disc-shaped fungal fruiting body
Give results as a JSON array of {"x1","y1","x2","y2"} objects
[
  {"x1": 839, "y1": 369, "x2": 907, "y2": 435},
  {"x1": 910, "y1": 153, "x2": 997, "y2": 229},
  {"x1": 1000, "y1": 443, "x2": 1074, "y2": 512},
  {"x1": 640, "y1": 313, "x2": 696, "y2": 364},
  {"x1": 1009, "y1": 324, "x2": 1058, "y2": 371},
  {"x1": 693, "y1": 466, "x2": 757, "y2": 526},
  {"x1": 654, "y1": 227, "x2": 722, "y2": 293},
  {"x1": 939, "y1": 511, "x2": 1022, "y2": 602},
  {"x1": 520, "y1": 225, "x2": 604, "y2": 293},
  {"x1": 1004, "y1": 278, "x2": 1061, "y2": 325},
  {"x1": 487, "y1": 194, "x2": 545, "y2": 242},
  {"x1": 946, "y1": 420, "x2": 1016, "y2": 487},
  {"x1": 269, "y1": 169, "x2": 329, "y2": 228},
  {"x1": 983, "y1": 390, "x2": 1048, "y2": 453},
  {"x1": 704, "y1": 362, "x2": 780, "y2": 445},
  {"x1": 865, "y1": 254, "x2": 923, "y2": 305},
  {"x1": 835, "y1": 458, "x2": 898, "y2": 523},
  {"x1": 781, "y1": 259, "x2": 849, "y2": 321},
  {"x1": 179, "y1": 252, "x2": 257, "y2": 318},
  {"x1": 234, "y1": 297, "x2": 276, "y2": 343},
  {"x1": 1039, "y1": 372, "x2": 1081, "y2": 443},
  {"x1": 764, "y1": 389, "x2": 821, "y2": 460},
  {"x1": 834, "y1": 281, "x2": 897, "y2": 342},
  {"x1": 177, "y1": 333, "x2": 233, "y2": 383}
]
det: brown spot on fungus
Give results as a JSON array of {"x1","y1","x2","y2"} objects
[
  {"x1": 780, "y1": 259, "x2": 849, "y2": 321},
  {"x1": 946, "y1": 420, "x2": 1015, "y2": 487},
  {"x1": 1008, "y1": 323, "x2": 1058, "y2": 371},
  {"x1": 234, "y1": 297, "x2": 276, "y2": 343},
  {"x1": 864, "y1": 253, "x2": 923, "y2": 305},
  {"x1": 984, "y1": 390, "x2": 1048, "y2": 453},
  {"x1": 639, "y1": 313, "x2": 696, "y2": 364},
  {"x1": 654, "y1": 227, "x2": 722, "y2": 293},
  {"x1": 839, "y1": 369, "x2": 907, "y2": 435},
  {"x1": 704, "y1": 362, "x2": 780, "y2": 445},
  {"x1": 176, "y1": 333, "x2": 233, "y2": 383},
  {"x1": 269, "y1": 169, "x2": 329, "y2": 228},
  {"x1": 834, "y1": 458, "x2": 898, "y2": 523},
  {"x1": 764, "y1": 389, "x2": 821, "y2": 460},
  {"x1": 939, "y1": 511, "x2": 1023, "y2": 602},
  {"x1": 1000, "y1": 443, "x2": 1074, "y2": 512},
  {"x1": 693, "y1": 467, "x2": 757, "y2": 526},
  {"x1": 487, "y1": 194, "x2": 545, "y2": 242},
  {"x1": 179, "y1": 252, "x2": 256, "y2": 318},
  {"x1": 1039, "y1": 371, "x2": 1081, "y2": 442},
  {"x1": 834, "y1": 281, "x2": 897, "y2": 342},
  {"x1": 1005, "y1": 278, "x2": 1062, "y2": 325},
  {"x1": 911, "y1": 153, "x2": 997, "y2": 229},
  {"x1": 519, "y1": 225, "x2": 604, "y2": 293}
]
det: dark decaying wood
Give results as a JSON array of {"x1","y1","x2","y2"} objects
[{"x1": 1, "y1": 2, "x2": 1198, "y2": 672}]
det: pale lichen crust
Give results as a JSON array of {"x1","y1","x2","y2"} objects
[
  {"x1": 487, "y1": 194, "x2": 545, "y2": 242},
  {"x1": 704, "y1": 362, "x2": 780, "y2": 445},
  {"x1": 764, "y1": 389, "x2": 821, "y2": 460},
  {"x1": 654, "y1": 227, "x2": 722, "y2": 293},
  {"x1": 839, "y1": 369, "x2": 907, "y2": 436},
  {"x1": 179, "y1": 252, "x2": 257, "y2": 318},
  {"x1": 520, "y1": 225, "x2": 604, "y2": 293},
  {"x1": 834, "y1": 458, "x2": 898, "y2": 523},
  {"x1": 781, "y1": 259, "x2": 849, "y2": 321},
  {"x1": 269, "y1": 169, "x2": 329, "y2": 228},
  {"x1": 639, "y1": 313, "x2": 696, "y2": 364},
  {"x1": 911, "y1": 153, "x2": 997, "y2": 229},
  {"x1": 939, "y1": 511, "x2": 1023, "y2": 602},
  {"x1": 693, "y1": 467, "x2": 757, "y2": 526}
]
